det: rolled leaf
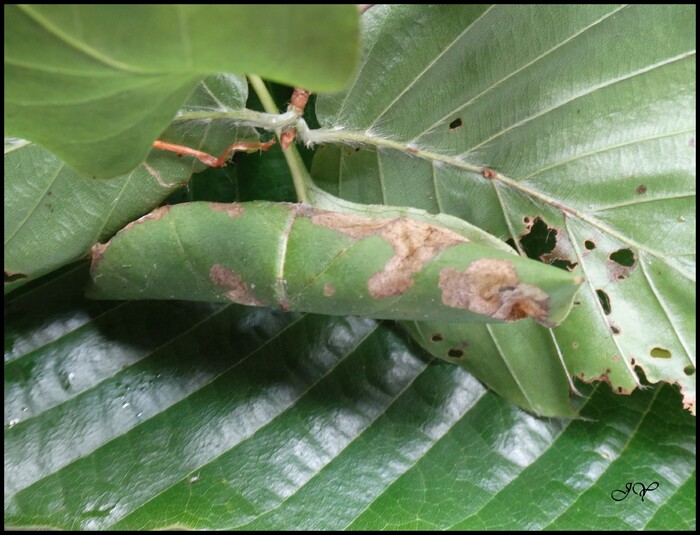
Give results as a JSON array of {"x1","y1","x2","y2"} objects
[{"x1": 89, "y1": 202, "x2": 582, "y2": 327}]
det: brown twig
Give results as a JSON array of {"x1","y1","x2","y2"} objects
[
  {"x1": 153, "y1": 138, "x2": 276, "y2": 167},
  {"x1": 280, "y1": 87, "x2": 311, "y2": 150}
]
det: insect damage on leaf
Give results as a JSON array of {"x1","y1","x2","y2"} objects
[
  {"x1": 209, "y1": 202, "x2": 245, "y2": 217},
  {"x1": 439, "y1": 259, "x2": 551, "y2": 326},
  {"x1": 309, "y1": 210, "x2": 468, "y2": 298},
  {"x1": 210, "y1": 264, "x2": 265, "y2": 306}
]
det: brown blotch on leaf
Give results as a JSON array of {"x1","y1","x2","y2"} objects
[
  {"x1": 439, "y1": 259, "x2": 551, "y2": 326},
  {"x1": 210, "y1": 264, "x2": 263, "y2": 306},
  {"x1": 209, "y1": 202, "x2": 245, "y2": 218},
  {"x1": 310, "y1": 210, "x2": 468, "y2": 298},
  {"x1": 448, "y1": 348, "x2": 464, "y2": 358},
  {"x1": 4, "y1": 270, "x2": 28, "y2": 283},
  {"x1": 90, "y1": 243, "x2": 108, "y2": 271},
  {"x1": 636, "y1": 184, "x2": 647, "y2": 195},
  {"x1": 323, "y1": 283, "x2": 336, "y2": 297},
  {"x1": 481, "y1": 168, "x2": 498, "y2": 179},
  {"x1": 430, "y1": 333, "x2": 444, "y2": 343}
]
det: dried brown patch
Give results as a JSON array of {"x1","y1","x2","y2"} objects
[
  {"x1": 323, "y1": 283, "x2": 336, "y2": 297},
  {"x1": 209, "y1": 202, "x2": 245, "y2": 217},
  {"x1": 439, "y1": 259, "x2": 550, "y2": 326},
  {"x1": 210, "y1": 264, "x2": 263, "y2": 306},
  {"x1": 4, "y1": 270, "x2": 28, "y2": 283},
  {"x1": 310, "y1": 210, "x2": 468, "y2": 298},
  {"x1": 90, "y1": 243, "x2": 108, "y2": 271}
]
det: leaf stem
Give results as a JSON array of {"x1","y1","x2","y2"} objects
[
  {"x1": 247, "y1": 74, "x2": 311, "y2": 204},
  {"x1": 172, "y1": 109, "x2": 299, "y2": 130}
]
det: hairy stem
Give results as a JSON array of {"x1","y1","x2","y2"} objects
[{"x1": 247, "y1": 74, "x2": 312, "y2": 204}]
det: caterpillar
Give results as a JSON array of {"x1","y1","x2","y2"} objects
[{"x1": 89, "y1": 201, "x2": 583, "y2": 327}]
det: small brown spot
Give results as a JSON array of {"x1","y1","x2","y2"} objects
[
  {"x1": 611, "y1": 324, "x2": 621, "y2": 335},
  {"x1": 323, "y1": 283, "x2": 336, "y2": 297},
  {"x1": 210, "y1": 264, "x2": 263, "y2": 306},
  {"x1": 430, "y1": 333, "x2": 443, "y2": 343},
  {"x1": 636, "y1": 185, "x2": 647, "y2": 195},
  {"x1": 481, "y1": 168, "x2": 497, "y2": 179},
  {"x1": 572, "y1": 341, "x2": 579, "y2": 349},
  {"x1": 406, "y1": 146, "x2": 419, "y2": 155},
  {"x1": 439, "y1": 259, "x2": 550, "y2": 326},
  {"x1": 448, "y1": 348, "x2": 464, "y2": 358},
  {"x1": 310, "y1": 210, "x2": 468, "y2": 299},
  {"x1": 210, "y1": 203, "x2": 245, "y2": 217}
]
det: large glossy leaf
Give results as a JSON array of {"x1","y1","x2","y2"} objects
[
  {"x1": 4, "y1": 4, "x2": 359, "y2": 177},
  {"x1": 4, "y1": 74, "x2": 256, "y2": 293},
  {"x1": 312, "y1": 5, "x2": 696, "y2": 414},
  {"x1": 4, "y1": 263, "x2": 696, "y2": 530}
]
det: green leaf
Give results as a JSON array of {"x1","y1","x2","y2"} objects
[
  {"x1": 5, "y1": 265, "x2": 696, "y2": 530},
  {"x1": 88, "y1": 201, "x2": 583, "y2": 328},
  {"x1": 4, "y1": 74, "x2": 257, "y2": 293},
  {"x1": 312, "y1": 5, "x2": 696, "y2": 414},
  {"x1": 4, "y1": 4, "x2": 359, "y2": 177}
]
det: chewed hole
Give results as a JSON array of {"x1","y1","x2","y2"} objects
[
  {"x1": 596, "y1": 289, "x2": 611, "y2": 315},
  {"x1": 609, "y1": 248, "x2": 635, "y2": 267},
  {"x1": 448, "y1": 348, "x2": 464, "y2": 358},
  {"x1": 650, "y1": 347, "x2": 672, "y2": 359},
  {"x1": 449, "y1": 117, "x2": 463, "y2": 131},
  {"x1": 584, "y1": 240, "x2": 596, "y2": 250},
  {"x1": 430, "y1": 333, "x2": 444, "y2": 343},
  {"x1": 684, "y1": 365, "x2": 695, "y2": 376},
  {"x1": 505, "y1": 238, "x2": 518, "y2": 251}
]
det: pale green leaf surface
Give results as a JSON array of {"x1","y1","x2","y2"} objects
[
  {"x1": 312, "y1": 4, "x2": 696, "y2": 414},
  {"x1": 4, "y1": 4, "x2": 359, "y2": 177},
  {"x1": 4, "y1": 74, "x2": 256, "y2": 293},
  {"x1": 4, "y1": 265, "x2": 696, "y2": 530}
]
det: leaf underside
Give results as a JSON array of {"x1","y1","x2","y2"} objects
[{"x1": 312, "y1": 4, "x2": 696, "y2": 414}]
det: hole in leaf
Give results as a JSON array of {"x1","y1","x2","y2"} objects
[
  {"x1": 430, "y1": 333, "x2": 443, "y2": 343},
  {"x1": 650, "y1": 347, "x2": 672, "y2": 359},
  {"x1": 448, "y1": 348, "x2": 464, "y2": 358},
  {"x1": 684, "y1": 365, "x2": 695, "y2": 376},
  {"x1": 596, "y1": 289, "x2": 611, "y2": 315},
  {"x1": 523, "y1": 216, "x2": 531, "y2": 225},
  {"x1": 505, "y1": 238, "x2": 518, "y2": 251},
  {"x1": 636, "y1": 184, "x2": 647, "y2": 195},
  {"x1": 449, "y1": 117, "x2": 463, "y2": 131},
  {"x1": 519, "y1": 217, "x2": 557, "y2": 260},
  {"x1": 609, "y1": 248, "x2": 635, "y2": 267},
  {"x1": 584, "y1": 240, "x2": 596, "y2": 250},
  {"x1": 551, "y1": 258, "x2": 578, "y2": 271}
]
